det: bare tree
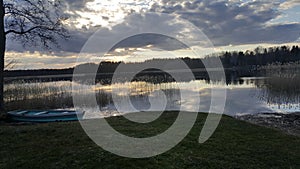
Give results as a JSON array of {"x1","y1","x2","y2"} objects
[{"x1": 0, "y1": 0, "x2": 69, "y2": 111}]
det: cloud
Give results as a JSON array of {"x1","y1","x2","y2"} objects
[
  {"x1": 68, "y1": 12, "x2": 214, "y2": 55},
  {"x1": 5, "y1": 0, "x2": 300, "y2": 56},
  {"x1": 279, "y1": 0, "x2": 300, "y2": 10},
  {"x1": 5, "y1": 51, "x2": 79, "y2": 69},
  {"x1": 62, "y1": 0, "x2": 155, "y2": 29},
  {"x1": 149, "y1": 0, "x2": 300, "y2": 46},
  {"x1": 64, "y1": 0, "x2": 94, "y2": 11},
  {"x1": 6, "y1": 27, "x2": 95, "y2": 54},
  {"x1": 5, "y1": 0, "x2": 155, "y2": 54}
]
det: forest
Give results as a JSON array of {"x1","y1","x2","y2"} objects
[{"x1": 4, "y1": 45, "x2": 300, "y2": 78}]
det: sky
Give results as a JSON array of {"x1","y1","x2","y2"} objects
[{"x1": 5, "y1": 0, "x2": 300, "y2": 69}]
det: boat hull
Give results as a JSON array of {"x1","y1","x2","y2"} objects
[{"x1": 7, "y1": 110, "x2": 85, "y2": 123}]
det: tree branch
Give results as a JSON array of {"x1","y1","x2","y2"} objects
[
  {"x1": 4, "y1": 0, "x2": 69, "y2": 50},
  {"x1": 5, "y1": 26, "x2": 54, "y2": 36}
]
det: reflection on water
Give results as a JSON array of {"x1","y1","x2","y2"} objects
[
  {"x1": 4, "y1": 74, "x2": 300, "y2": 118},
  {"x1": 253, "y1": 73, "x2": 300, "y2": 112}
]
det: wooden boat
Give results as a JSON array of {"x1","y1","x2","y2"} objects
[{"x1": 7, "y1": 110, "x2": 85, "y2": 122}]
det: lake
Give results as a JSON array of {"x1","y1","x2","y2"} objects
[{"x1": 5, "y1": 71, "x2": 300, "y2": 118}]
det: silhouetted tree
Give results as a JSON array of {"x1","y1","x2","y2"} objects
[{"x1": 0, "y1": 0, "x2": 68, "y2": 110}]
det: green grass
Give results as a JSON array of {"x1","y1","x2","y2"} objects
[{"x1": 0, "y1": 111, "x2": 299, "y2": 169}]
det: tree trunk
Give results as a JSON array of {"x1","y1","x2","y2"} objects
[{"x1": 0, "y1": 0, "x2": 5, "y2": 111}]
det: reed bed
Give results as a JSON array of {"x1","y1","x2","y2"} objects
[
  {"x1": 4, "y1": 81, "x2": 112, "y2": 111},
  {"x1": 256, "y1": 72, "x2": 300, "y2": 109},
  {"x1": 3, "y1": 79, "x2": 182, "y2": 112}
]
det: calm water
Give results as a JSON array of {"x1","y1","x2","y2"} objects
[{"x1": 5, "y1": 74, "x2": 300, "y2": 118}]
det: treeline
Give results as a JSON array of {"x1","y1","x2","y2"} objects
[
  {"x1": 5, "y1": 68, "x2": 74, "y2": 77},
  {"x1": 5, "y1": 45, "x2": 300, "y2": 78},
  {"x1": 89, "y1": 45, "x2": 300, "y2": 71},
  {"x1": 216, "y1": 45, "x2": 300, "y2": 68}
]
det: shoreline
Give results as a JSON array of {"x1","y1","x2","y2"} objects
[
  {"x1": 2, "y1": 110, "x2": 300, "y2": 137},
  {"x1": 235, "y1": 112, "x2": 300, "y2": 136}
]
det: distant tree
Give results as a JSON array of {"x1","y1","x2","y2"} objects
[
  {"x1": 0, "y1": 0, "x2": 69, "y2": 111},
  {"x1": 254, "y1": 46, "x2": 264, "y2": 55},
  {"x1": 291, "y1": 46, "x2": 299, "y2": 54}
]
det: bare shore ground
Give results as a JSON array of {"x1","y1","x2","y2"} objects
[{"x1": 235, "y1": 112, "x2": 300, "y2": 136}]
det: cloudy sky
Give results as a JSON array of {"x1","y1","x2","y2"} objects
[{"x1": 5, "y1": 0, "x2": 300, "y2": 69}]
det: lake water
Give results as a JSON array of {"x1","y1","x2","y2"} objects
[
  {"x1": 87, "y1": 78, "x2": 299, "y2": 118},
  {"x1": 6, "y1": 74, "x2": 299, "y2": 119}
]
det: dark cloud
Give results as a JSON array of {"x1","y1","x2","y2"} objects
[
  {"x1": 73, "y1": 13, "x2": 193, "y2": 54},
  {"x1": 149, "y1": 0, "x2": 300, "y2": 46},
  {"x1": 59, "y1": 29, "x2": 94, "y2": 53},
  {"x1": 6, "y1": 28, "x2": 94, "y2": 54},
  {"x1": 56, "y1": 0, "x2": 300, "y2": 52},
  {"x1": 6, "y1": 0, "x2": 300, "y2": 55},
  {"x1": 109, "y1": 33, "x2": 188, "y2": 51}
]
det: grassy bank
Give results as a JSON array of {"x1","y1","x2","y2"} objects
[{"x1": 0, "y1": 112, "x2": 299, "y2": 169}]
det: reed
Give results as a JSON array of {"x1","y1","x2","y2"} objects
[
  {"x1": 4, "y1": 81, "x2": 112, "y2": 111},
  {"x1": 256, "y1": 71, "x2": 300, "y2": 109}
]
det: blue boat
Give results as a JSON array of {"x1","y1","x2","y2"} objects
[{"x1": 7, "y1": 110, "x2": 85, "y2": 122}]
